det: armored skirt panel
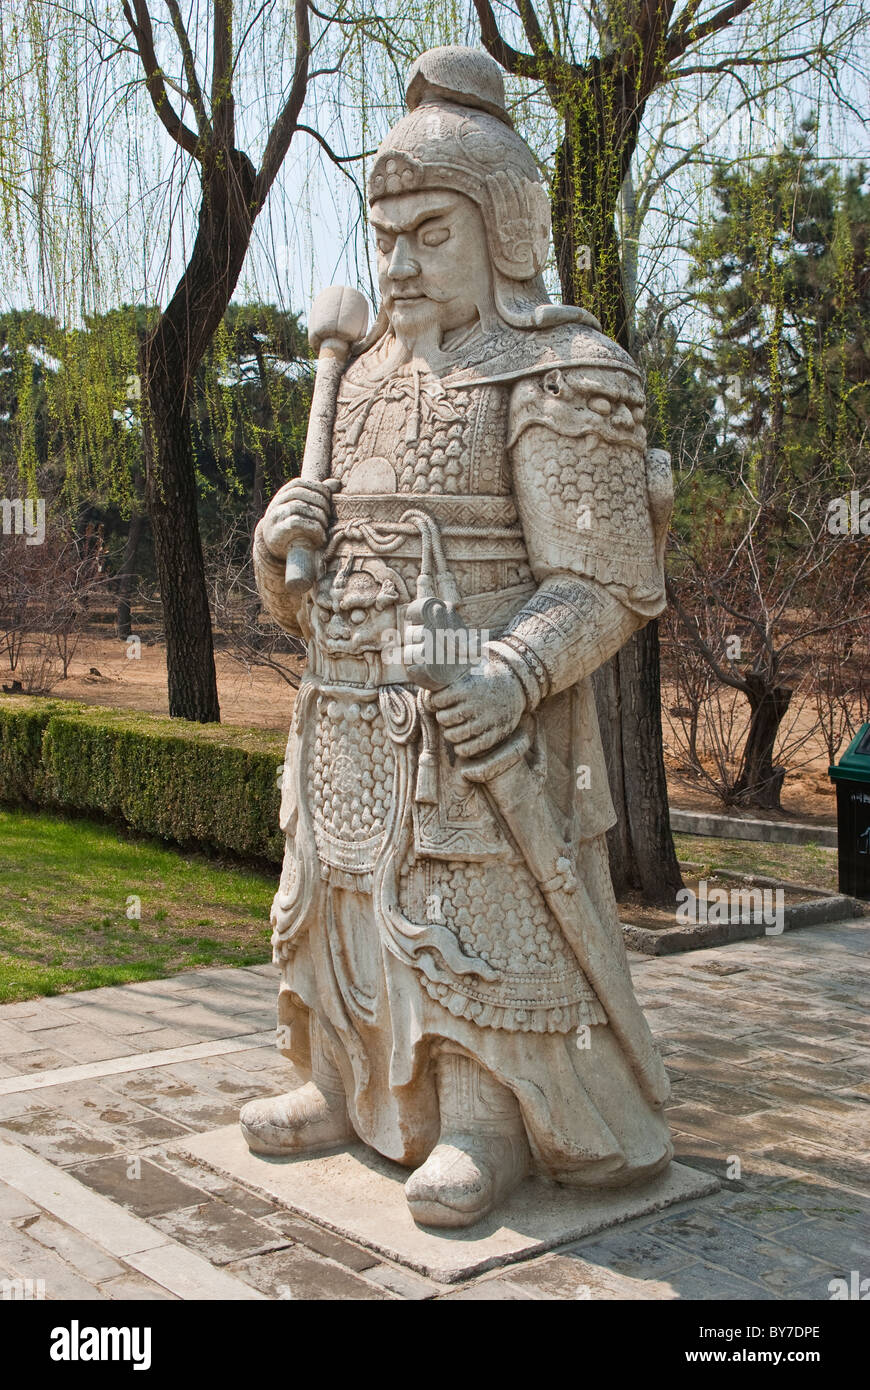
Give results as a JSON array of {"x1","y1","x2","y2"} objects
[{"x1": 270, "y1": 356, "x2": 671, "y2": 1180}]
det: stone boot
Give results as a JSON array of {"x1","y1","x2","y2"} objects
[
  {"x1": 239, "y1": 1018, "x2": 352, "y2": 1157},
  {"x1": 405, "y1": 1049, "x2": 529, "y2": 1228}
]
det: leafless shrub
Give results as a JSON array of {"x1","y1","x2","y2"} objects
[
  {"x1": 0, "y1": 520, "x2": 107, "y2": 682},
  {"x1": 205, "y1": 516, "x2": 305, "y2": 687}
]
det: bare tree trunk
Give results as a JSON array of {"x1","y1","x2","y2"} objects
[
  {"x1": 141, "y1": 149, "x2": 256, "y2": 722},
  {"x1": 733, "y1": 675, "x2": 791, "y2": 809},
  {"x1": 143, "y1": 373, "x2": 220, "y2": 720},
  {"x1": 552, "y1": 76, "x2": 682, "y2": 903},
  {"x1": 617, "y1": 619, "x2": 682, "y2": 903},
  {"x1": 593, "y1": 659, "x2": 637, "y2": 895},
  {"x1": 551, "y1": 82, "x2": 634, "y2": 343},
  {"x1": 116, "y1": 510, "x2": 144, "y2": 640}
]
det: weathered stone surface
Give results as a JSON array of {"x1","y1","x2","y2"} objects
[
  {"x1": 363, "y1": 1263, "x2": 443, "y2": 1299},
  {"x1": 648, "y1": 1206, "x2": 839, "y2": 1295},
  {"x1": 149, "y1": 1200, "x2": 288, "y2": 1265},
  {"x1": 260, "y1": 1210, "x2": 380, "y2": 1272},
  {"x1": 0, "y1": 1112, "x2": 117, "y2": 1166},
  {"x1": 14, "y1": 1213, "x2": 125, "y2": 1283},
  {"x1": 0, "y1": 1179, "x2": 39, "y2": 1221},
  {"x1": 436, "y1": 1276, "x2": 547, "y2": 1301},
  {"x1": 565, "y1": 1225, "x2": 697, "y2": 1280},
  {"x1": 0, "y1": 1224, "x2": 106, "y2": 1300},
  {"x1": 0, "y1": 915, "x2": 865, "y2": 1298},
  {"x1": 100, "y1": 1273, "x2": 179, "y2": 1300},
  {"x1": 27, "y1": 1024, "x2": 138, "y2": 1063},
  {"x1": 670, "y1": 809, "x2": 838, "y2": 847},
  {"x1": 73, "y1": 1156, "x2": 211, "y2": 1218},
  {"x1": 226, "y1": 1247, "x2": 391, "y2": 1300},
  {"x1": 181, "y1": 1126, "x2": 717, "y2": 1282}
]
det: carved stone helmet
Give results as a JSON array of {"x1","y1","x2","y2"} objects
[
  {"x1": 367, "y1": 47, "x2": 596, "y2": 332},
  {"x1": 368, "y1": 46, "x2": 550, "y2": 284}
]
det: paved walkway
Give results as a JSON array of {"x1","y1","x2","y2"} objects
[{"x1": 0, "y1": 919, "x2": 867, "y2": 1300}]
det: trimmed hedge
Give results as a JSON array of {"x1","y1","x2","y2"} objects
[{"x1": 0, "y1": 695, "x2": 286, "y2": 864}]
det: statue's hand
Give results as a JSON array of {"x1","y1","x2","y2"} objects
[
  {"x1": 427, "y1": 661, "x2": 525, "y2": 759},
  {"x1": 259, "y1": 477, "x2": 340, "y2": 561}
]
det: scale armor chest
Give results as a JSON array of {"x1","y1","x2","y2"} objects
[
  {"x1": 331, "y1": 372, "x2": 510, "y2": 498},
  {"x1": 320, "y1": 372, "x2": 535, "y2": 610}
]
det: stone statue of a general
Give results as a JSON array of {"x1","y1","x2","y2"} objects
[{"x1": 241, "y1": 45, "x2": 675, "y2": 1229}]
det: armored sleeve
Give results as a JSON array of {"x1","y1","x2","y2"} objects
[{"x1": 485, "y1": 365, "x2": 672, "y2": 708}]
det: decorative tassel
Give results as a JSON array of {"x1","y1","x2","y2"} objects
[{"x1": 415, "y1": 749, "x2": 438, "y2": 804}]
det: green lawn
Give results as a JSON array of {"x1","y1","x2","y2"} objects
[
  {"x1": 673, "y1": 833, "x2": 838, "y2": 893},
  {"x1": 0, "y1": 808, "x2": 841, "y2": 1005},
  {"x1": 0, "y1": 806, "x2": 274, "y2": 1002}
]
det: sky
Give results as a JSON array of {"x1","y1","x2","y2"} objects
[{"x1": 1, "y1": 1, "x2": 867, "y2": 352}]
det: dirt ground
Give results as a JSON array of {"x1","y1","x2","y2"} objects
[
  {"x1": 665, "y1": 762, "x2": 836, "y2": 826},
  {"x1": 5, "y1": 631, "x2": 301, "y2": 733},
  {"x1": 6, "y1": 630, "x2": 840, "y2": 826},
  {"x1": 662, "y1": 677, "x2": 841, "y2": 827}
]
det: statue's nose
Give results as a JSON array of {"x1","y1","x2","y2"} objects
[
  {"x1": 611, "y1": 403, "x2": 634, "y2": 428},
  {"x1": 388, "y1": 235, "x2": 419, "y2": 281},
  {"x1": 326, "y1": 613, "x2": 351, "y2": 639}
]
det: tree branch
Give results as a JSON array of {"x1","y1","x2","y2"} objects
[
  {"x1": 666, "y1": 577, "x2": 748, "y2": 693},
  {"x1": 517, "y1": 0, "x2": 552, "y2": 60},
  {"x1": 252, "y1": 0, "x2": 310, "y2": 214},
  {"x1": 666, "y1": 0, "x2": 754, "y2": 65},
  {"x1": 295, "y1": 124, "x2": 376, "y2": 164},
  {"x1": 123, "y1": 0, "x2": 200, "y2": 157},
  {"x1": 164, "y1": 0, "x2": 210, "y2": 136},
  {"x1": 670, "y1": 49, "x2": 824, "y2": 78},
  {"x1": 471, "y1": 0, "x2": 544, "y2": 80},
  {"x1": 212, "y1": 0, "x2": 234, "y2": 146},
  {"x1": 663, "y1": 0, "x2": 705, "y2": 54}
]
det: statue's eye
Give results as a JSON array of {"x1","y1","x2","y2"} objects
[
  {"x1": 589, "y1": 396, "x2": 611, "y2": 414},
  {"x1": 632, "y1": 406, "x2": 644, "y2": 423},
  {"x1": 349, "y1": 608, "x2": 368, "y2": 624},
  {"x1": 421, "y1": 226, "x2": 449, "y2": 247},
  {"x1": 317, "y1": 607, "x2": 331, "y2": 623},
  {"x1": 376, "y1": 236, "x2": 394, "y2": 255}
]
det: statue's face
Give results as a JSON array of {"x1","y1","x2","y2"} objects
[{"x1": 370, "y1": 189, "x2": 492, "y2": 339}]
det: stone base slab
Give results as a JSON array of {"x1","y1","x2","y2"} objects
[{"x1": 180, "y1": 1126, "x2": 719, "y2": 1282}]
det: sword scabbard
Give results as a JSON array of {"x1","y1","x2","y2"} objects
[{"x1": 462, "y1": 728, "x2": 669, "y2": 1109}]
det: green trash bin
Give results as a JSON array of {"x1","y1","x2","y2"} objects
[{"x1": 829, "y1": 722, "x2": 870, "y2": 900}]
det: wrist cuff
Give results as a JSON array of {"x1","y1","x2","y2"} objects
[{"x1": 486, "y1": 636, "x2": 550, "y2": 711}]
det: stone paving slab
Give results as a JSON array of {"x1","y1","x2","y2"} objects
[
  {"x1": 224, "y1": 1244, "x2": 394, "y2": 1300},
  {"x1": 0, "y1": 1141, "x2": 265, "y2": 1300},
  {"x1": 0, "y1": 1031, "x2": 274, "y2": 1097}
]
